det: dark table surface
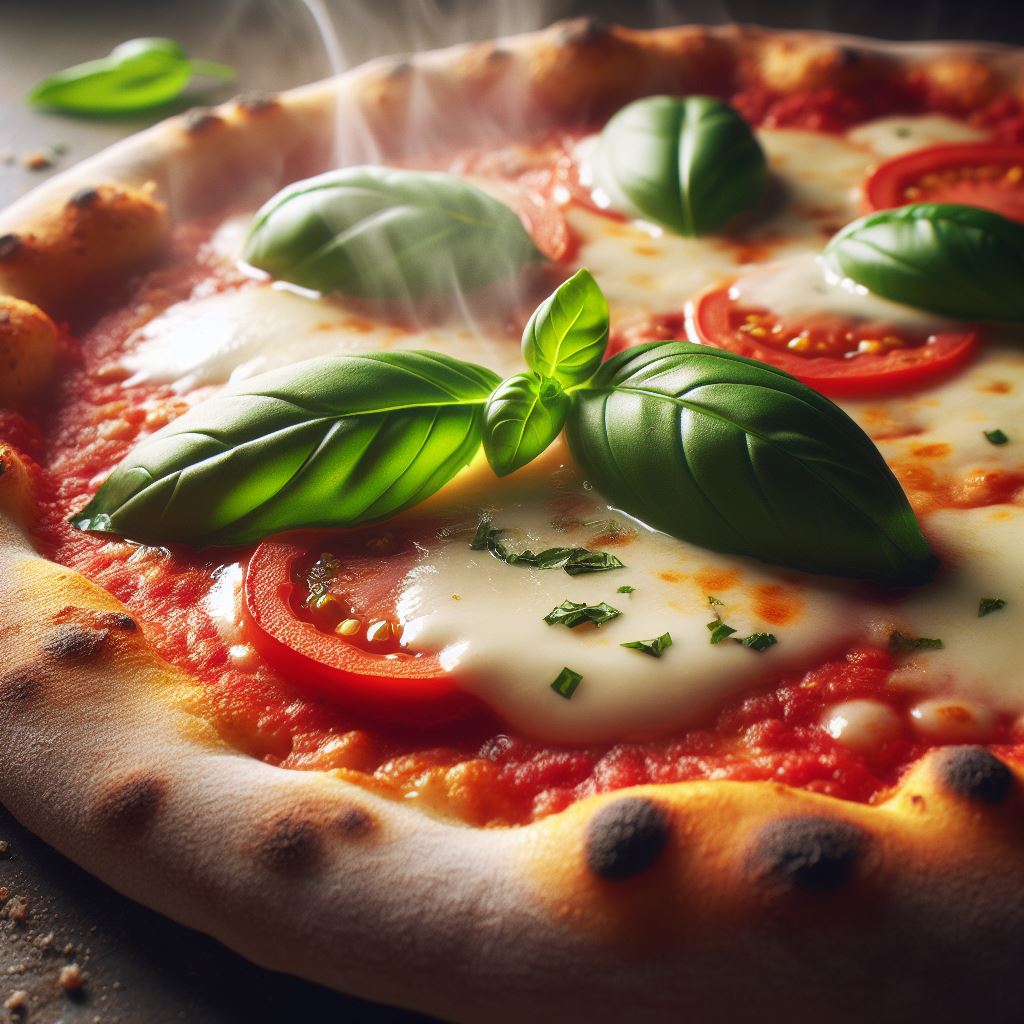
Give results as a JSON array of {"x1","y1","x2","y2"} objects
[{"x1": 2, "y1": 1, "x2": 1024, "y2": 1021}]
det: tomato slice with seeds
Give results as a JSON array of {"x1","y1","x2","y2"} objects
[
  {"x1": 688, "y1": 283, "x2": 980, "y2": 397},
  {"x1": 864, "y1": 142, "x2": 1024, "y2": 222},
  {"x1": 243, "y1": 527, "x2": 471, "y2": 721}
]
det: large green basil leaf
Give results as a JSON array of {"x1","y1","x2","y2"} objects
[
  {"x1": 823, "y1": 203, "x2": 1024, "y2": 321},
  {"x1": 72, "y1": 351, "x2": 499, "y2": 546},
  {"x1": 242, "y1": 167, "x2": 545, "y2": 300},
  {"x1": 566, "y1": 342, "x2": 936, "y2": 586},
  {"x1": 522, "y1": 269, "x2": 608, "y2": 386},
  {"x1": 29, "y1": 38, "x2": 234, "y2": 115},
  {"x1": 592, "y1": 95, "x2": 766, "y2": 236},
  {"x1": 482, "y1": 372, "x2": 570, "y2": 477}
]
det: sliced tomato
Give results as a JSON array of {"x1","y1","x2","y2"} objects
[
  {"x1": 243, "y1": 527, "x2": 472, "y2": 721},
  {"x1": 475, "y1": 170, "x2": 573, "y2": 262},
  {"x1": 688, "y1": 284, "x2": 979, "y2": 398},
  {"x1": 864, "y1": 142, "x2": 1024, "y2": 222}
]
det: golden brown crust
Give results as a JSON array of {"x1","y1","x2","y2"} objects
[
  {"x1": 2, "y1": 21, "x2": 1024, "y2": 1023},
  {"x1": 0, "y1": 298, "x2": 60, "y2": 410}
]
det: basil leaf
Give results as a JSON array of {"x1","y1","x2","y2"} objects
[
  {"x1": 740, "y1": 632, "x2": 777, "y2": 652},
  {"x1": 889, "y1": 631, "x2": 944, "y2": 653},
  {"x1": 29, "y1": 38, "x2": 234, "y2": 115},
  {"x1": 482, "y1": 372, "x2": 569, "y2": 477},
  {"x1": 544, "y1": 600, "x2": 621, "y2": 629},
  {"x1": 522, "y1": 269, "x2": 609, "y2": 386},
  {"x1": 566, "y1": 341, "x2": 936, "y2": 586},
  {"x1": 563, "y1": 550, "x2": 625, "y2": 575},
  {"x1": 984, "y1": 429, "x2": 1010, "y2": 445},
  {"x1": 550, "y1": 667, "x2": 583, "y2": 700},
  {"x1": 707, "y1": 621, "x2": 737, "y2": 645},
  {"x1": 243, "y1": 167, "x2": 544, "y2": 300},
  {"x1": 593, "y1": 95, "x2": 766, "y2": 236},
  {"x1": 621, "y1": 632, "x2": 672, "y2": 657},
  {"x1": 617, "y1": 585, "x2": 636, "y2": 594},
  {"x1": 978, "y1": 597, "x2": 1006, "y2": 617},
  {"x1": 823, "y1": 203, "x2": 1024, "y2": 321},
  {"x1": 71, "y1": 351, "x2": 498, "y2": 546}
]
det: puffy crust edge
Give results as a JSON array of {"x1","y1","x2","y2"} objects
[{"x1": 1, "y1": 21, "x2": 1024, "y2": 1024}]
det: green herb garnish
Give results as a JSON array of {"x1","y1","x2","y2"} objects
[
  {"x1": 593, "y1": 95, "x2": 766, "y2": 236},
  {"x1": 302, "y1": 552, "x2": 340, "y2": 610},
  {"x1": 29, "y1": 38, "x2": 234, "y2": 116},
  {"x1": 889, "y1": 631, "x2": 944, "y2": 653},
  {"x1": 544, "y1": 600, "x2": 622, "y2": 629},
  {"x1": 824, "y1": 204, "x2": 1024, "y2": 321},
  {"x1": 471, "y1": 522, "x2": 624, "y2": 576},
  {"x1": 984, "y1": 429, "x2": 1010, "y2": 445},
  {"x1": 707, "y1": 620, "x2": 737, "y2": 644},
  {"x1": 621, "y1": 632, "x2": 672, "y2": 657},
  {"x1": 550, "y1": 666, "x2": 583, "y2": 700},
  {"x1": 617, "y1": 585, "x2": 636, "y2": 594},
  {"x1": 979, "y1": 597, "x2": 1007, "y2": 617},
  {"x1": 244, "y1": 167, "x2": 543, "y2": 301},
  {"x1": 740, "y1": 632, "x2": 778, "y2": 652}
]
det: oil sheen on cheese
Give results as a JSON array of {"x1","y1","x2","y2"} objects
[{"x1": 122, "y1": 115, "x2": 1024, "y2": 744}]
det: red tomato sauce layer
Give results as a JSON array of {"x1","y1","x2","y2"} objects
[{"x1": 22, "y1": 92, "x2": 1024, "y2": 827}]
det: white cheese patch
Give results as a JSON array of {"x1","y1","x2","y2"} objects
[
  {"x1": 846, "y1": 114, "x2": 989, "y2": 159},
  {"x1": 728, "y1": 252, "x2": 957, "y2": 333},
  {"x1": 119, "y1": 283, "x2": 523, "y2": 391},
  {"x1": 135, "y1": 111, "x2": 1024, "y2": 745}
]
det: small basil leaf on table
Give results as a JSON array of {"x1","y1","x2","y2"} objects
[
  {"x1": 71, "y1": 351, "x2": 499, "y2": 546},
  {"x1": 29, "y1": 38, "x2": 234, "y2": 115},
  {"x1": 592, "y1": 95, "x2": 766, "y2": 236},
  {"x1": 242, "y1": 167, "x2": 544, "y2": 300},
  {"x1": 482, "y1": 372, "x2": 570, "y2": 476},
  {"x1": 566, "y1": 341, "x2": 937, "y2": 586},
  {"x1": 522, "y1": 269, "x2": 609, "y2": 385},
  {"x1": 823, "y1": 203, "x2": 1024, "y2": 321}
]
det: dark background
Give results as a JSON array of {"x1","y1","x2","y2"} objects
[{"x1": 0, "y1": 1, "x2": 1019, "y2": 1021}]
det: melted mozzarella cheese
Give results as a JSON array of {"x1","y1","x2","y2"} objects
[
  {"x1": 133, "y1": 113, "x2": 1024, "y2": 745},
  {"x1": 729, "y1": 252, "x2": 956, "y2": 332}
]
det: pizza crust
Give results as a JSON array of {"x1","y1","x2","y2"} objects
[{"x1": 2, "y1": 21, "x2": 1024, "y2": 1022}]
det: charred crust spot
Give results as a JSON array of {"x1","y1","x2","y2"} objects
[
  {"x1": 42, "y1": 625, "x2": 108, "y2": 660},
  {"x1": 0, "y1": 234, "x2": 21, "y2": 260},
  {"x1": 939, "y1": 746, "x2": 1015, "y2": 804},
  {"x1": 556, "y1": 16, "x2": 609, "y2": 46},
  {"x1": 387, "y1": 59, "x2": 413, "y2": 78},
  {"x1": 183, "y1": 108, "x2": 222, "y2": 134},
  {"x1": 98, "y1": 612, "x2": 137, "y2": 632},
  {"x1": 95, "y1": 774, "x2": 167, "y2": 831},
  {"x1": 486, "y1": 46, "x2": 511, "y2": 63},
  {"x1": 68, "y1": 186, "x2": 100, "y2": 209},
  {"x1": 0, "y1": 671, "x2": 43, "y2": 702},
  {"x1": 336, "y1": 806, "x2": 374, "y2": 839},
  {"x1": 235, "y1": 91, "x2": 278, "y2": 113},
  {"x1": 750, "y1": 817, "x2": 864, "y2": 893},
  {"x1": 585, "y1": 798, "x2": 671, "y2": 882},
  {"x1": 258, "y1": 815, "x2": 321, "y2": 872}
]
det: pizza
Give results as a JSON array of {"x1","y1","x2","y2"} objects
[{"x1": 2, "y1": 19, "x2": 1024, "y2": 1021}]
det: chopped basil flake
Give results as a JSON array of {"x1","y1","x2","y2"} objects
[
  {"x1": 984, "y1": 428, "x2": 1010, "y2": 445},
  {"x1": 621, "y1": 632, "x2": 672, "y2": 657},
  {"x1": 740, "y1": 632, "x2": 777, "y2": 652},
  {"x1": 978, "y1": 597, "x2": 1007, "y2": 617},
  {"x1": 544, "y1": 599, "x2": 622, "y2": 629},
  {"x1": 706, "y1": 620, "x2": 737, "y2": 644},
  {"x1": 563, "y1": 550, "x2": 626, "y2": 575},
  {"x1": 889, "y1": 630, "x2": 944, "y2": 653},
  {"x1": 471, "y1": 519, "x2": 624, "y2": 576},
  {"x1": 617, "y1": 585, "x2": 636, "y2": 594},
  {"x1": 707, "y1": 595, "x2": 724, "y2": 607},
  {"x1": 550, "y1": 666, "x2": 583, "y2": 699}
]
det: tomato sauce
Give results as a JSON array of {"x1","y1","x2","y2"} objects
[{"x1": 19, "y1": 93, "x2": 1024, "y2": 827}]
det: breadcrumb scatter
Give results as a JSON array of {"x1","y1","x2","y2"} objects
[
  {"x1": 58, "y1": 963, "x2": 85, "y2": 992},
  {"x1": 5, "y1": 897, "x2": 29, "y2": 923},
  {"x1": 22, "y1": 152, "x2": 52, "y2": 171},
  {"x1": 3, "y1": 989, "x2": 27, "y2": 1012}
]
